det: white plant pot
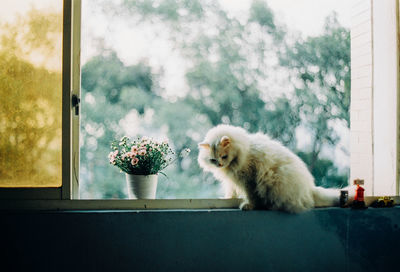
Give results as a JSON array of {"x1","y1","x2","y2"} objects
[{"x1": 126, "y1": 174, "x2": 158, "y2": 199}]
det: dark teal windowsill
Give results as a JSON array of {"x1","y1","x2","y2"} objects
[{"x1": 2, "y1": 207, "x2": 399, "y2": 271}]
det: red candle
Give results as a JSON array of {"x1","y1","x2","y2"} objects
[{"x1": 354, "y1": 184, "x2": 365, "y2": 202}]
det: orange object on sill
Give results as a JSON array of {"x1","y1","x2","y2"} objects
[{"x1": 352, "y1": 179, "x2": 366, "y2": 209}]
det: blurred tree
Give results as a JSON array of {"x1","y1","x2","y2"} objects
[
  {"x1": 120, "y1": 0, "x2": 298, "y2": 140},
  {"x1": 81, "y1": 51, "x2": 153, "y2": 105},
  {"x1": 80, "y1": 1, "x2": 350, "y2": 198},
  {"x1": 0, "y1": 9, "x2": 62, "y2": 187},
  {"x1": 1, "y1": 8, "x2": 62, "y2": 70},
  {"x1": 280, "y1": 13, "x2": 350, "y2": 180},
  {"x1": 297, "y1": 151, "x2": 348, "y2": 188}
]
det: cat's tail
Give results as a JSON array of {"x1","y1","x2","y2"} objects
[{"x1": 312, "y1": 186, "x2": 355, "y2": 207}]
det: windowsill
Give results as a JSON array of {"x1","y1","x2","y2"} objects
[
  {"x1": 0, "y1": 198, "x2": 242, "y2": 211},
  {"x1": 2, "y1": 203, "x2": 399, "y2": 271},
  {"x1": 0, "y1": 196, "x2": 398, "y2": 211}
]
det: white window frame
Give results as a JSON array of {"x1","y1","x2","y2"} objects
[
  {"x1": 70, "y1": 0, "x2": 81, "y2": 200},
  {"x1": 1, "y1": 0, "x2": 400, "y2": 210}
]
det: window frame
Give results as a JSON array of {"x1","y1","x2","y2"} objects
[
  {"x1": 0, "y1": 0, "x2": 77, "y2": 200},
  {"x1": 1, "y1": 0, "x2": 400, "y2": 208},
  {"x1": 67, "y1": 0, "x2": 81, "y2": 199}
]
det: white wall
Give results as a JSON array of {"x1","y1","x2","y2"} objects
[
  {"x1": 351, "y1": 0, "x2": 399, "y2": 195},
  {"x1": 350, "y1": 0, "x2": 374, "y2": 194},
  {"x1": 372, "y1": 0, "x2": 398, "y2": 195}
]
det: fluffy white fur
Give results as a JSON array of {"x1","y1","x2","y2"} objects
[{"x1": 198, "y1": 124, "x2": 344, "y2": 213}]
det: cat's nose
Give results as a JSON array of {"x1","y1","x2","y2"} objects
[{"x1": 218, "y1": 163, "x2": 223, "y2": 167}]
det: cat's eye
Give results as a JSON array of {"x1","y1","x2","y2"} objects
[
  {"x1": 210, "y1": 159, "x2": 217, "y2": 163},
  {"x1": 221, "y1": 155, "x2": 228, "y2": 159}
]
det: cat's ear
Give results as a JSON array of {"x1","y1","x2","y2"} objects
[
  {"x1": 198, "y1": 142, "x2": 210, "y2": 149},
  {"x1": 220, "y1": 136, "x2": 230, "y2": 148}
]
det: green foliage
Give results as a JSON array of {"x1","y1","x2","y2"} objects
[
  {"x1": 281, "y1": 13, "x2": 350, "y2": 127},
  {"x1": 249, "y1": 0, "x2": 285, "y2": 42},
  {"x1": 297, "y1": 151, "x2": 348, "y2": 188},
  {"x1": 262, "y1": 97, "x2": 301, "y2": 149},
  {"x1": 280, "y1": 12, "x2": 350, "y2": 174},
  {"x1": 81, "y1": 52, "x2": 153, "y2": 104}
]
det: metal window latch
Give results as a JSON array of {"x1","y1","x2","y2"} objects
[{"x1": 72, "y1": 94, "x2": 80, "y2": 116}]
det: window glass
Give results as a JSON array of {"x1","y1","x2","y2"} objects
[
  {"x1": 80, "y1": 0, "x2": 351, "y2": 199},
  {"x1": 0, "y1": 0, "x2": 63, "y2": 187}
]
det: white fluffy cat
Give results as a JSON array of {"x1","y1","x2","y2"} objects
[{"x1": 198, "y1": 124, "x2": 345, "y2": 213}]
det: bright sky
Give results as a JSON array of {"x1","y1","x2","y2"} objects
[
  {"x1": 268, "y1": 0, "x2": 352, "y2": 33},
  {"x1": 219, "y1": 0, "x2": 352, "y2": 37},
  {"x1": 0, "y1": 0, "x2": 62, "y2": 23}
]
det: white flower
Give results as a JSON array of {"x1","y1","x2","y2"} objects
[
  {"x1": 131, "y1": 157, "x2": 139, "y2": 166},
  {"x1": 138, "y1": 148, "x2": 147, "y2": 156},
  {"x1": 130, "y1": 146, "x2": 138, "y2": 155}
]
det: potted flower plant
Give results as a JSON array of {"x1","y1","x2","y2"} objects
[{"x1": 108, "y1": 136, "x2": 189, "y2": 199}]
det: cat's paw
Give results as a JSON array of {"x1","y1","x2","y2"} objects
[{"x1": 240, "y1": 202, "x2": 254, "y2": 211}]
